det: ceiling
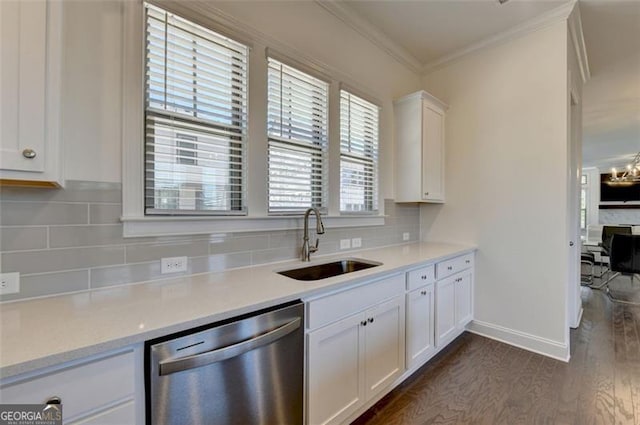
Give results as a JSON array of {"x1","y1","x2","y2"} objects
[
  {"x1": 340, "y1": 0, "x2": 567, "y2": 66},
  {"x1": 580, "y1": 0, "x2": 640, "y2": 170},
  {"x1": 335, "y1": 0, "x2": 639, "y2": 171}
]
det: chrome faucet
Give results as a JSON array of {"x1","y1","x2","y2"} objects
[{"x1": 301, "y1": 208, "x2": 325, "y2": 261}]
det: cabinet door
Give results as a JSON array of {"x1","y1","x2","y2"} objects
[
  {"x1": 0, "y1": 0, "x2": 47, "y2": 173},
  {"x1": 363, "y1": 296, "x2": 405, "y2": 399},
  {"x1": 436, "y1": 276, "x2": 457, "y2": 346},
  {"x1": 307, "y1": 312, "x2": 365, "y2": 425},
  {"x1": 406, "y1": 285, "x2": 435, "y2": 369},
  {"x1": 456, "y1": 272, "x2": 473, "y2": 328},
  {"x1": 422, "y1": 104, "x2": 444, "y2": 202}
]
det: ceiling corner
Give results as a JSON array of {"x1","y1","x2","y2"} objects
[{"x1": 314, "y1": 0, "x2": 424, "y2": 74}]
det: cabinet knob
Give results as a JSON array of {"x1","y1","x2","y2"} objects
[
  {"x1": 447, "y1": 266, "x2": 453, "y2": 270},
  {"x1": 465, "y1": 260, "x2": 470, "y2": 264},
  {"x1": 421, "y1": 290, "x2": 427, "y2": 295},
  {"x1": 368, "y1": 317, "x2": 374, "y2": 323},
  {"x1": 361, "y1": 320, "x2": 367, "y2": 326},
  {"x1": 22, "y1": 148, "x2": 37, "y2": 159},
  {"x1": 424, "y1": 192, "x2": 429, "y2": 196},
  {"x1": 421, "y1": 275, "x2": 426, "y2": 280}
]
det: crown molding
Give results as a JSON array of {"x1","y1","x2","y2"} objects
[
  {"x1": 422, "y1": 1, "x2": 578, "y2": 74},
  {"x1": 568, "y1": 2, "x2": 591, "y2": 84},
  {"x1": 314, "y1": 0, "x2": 423, "y2": 74}
]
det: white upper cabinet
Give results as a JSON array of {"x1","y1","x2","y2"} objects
[
  {"x1": 394, "y1": 91, "x2": 447, "y2": 203},
  {"x1": 0, "y1": 0, "x2": 63, "y2": 186}
]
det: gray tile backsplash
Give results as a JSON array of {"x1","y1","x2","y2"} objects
[{"x1": 0, "y1": 181, "x2": 420, "y2": 302}]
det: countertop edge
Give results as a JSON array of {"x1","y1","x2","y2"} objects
[{"x1": 0, "y1": 243, "x2": 477, "y2": 379}]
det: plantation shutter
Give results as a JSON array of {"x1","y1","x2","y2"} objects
[
  {"x1": 144, "y1": 3, "x2": 248, "y2": 215},
  {"x1": 340, "y1": 90, "x2": 379, "y2": 213},
  {"x1": 267, "y1": 58, "x2": 328, "y2": 214}
]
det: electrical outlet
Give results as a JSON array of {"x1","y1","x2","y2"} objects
[
  {"x1": 351, "y1": 237, "x2": 362, "y2": 248},
  {"x1": 402, "y1": 232, "x2": 410, "y2": 241},
  {"x1": 340, "y1": 239, "x2": 351, "y2": 250},
  {"x1": 161, "y1": 256, "x2": 188, "y2": 274},
  {"x1": 0, "y1": 272, "x2": 20, "y2": 295}
]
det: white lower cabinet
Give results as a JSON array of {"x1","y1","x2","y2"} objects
[
  {"x1": 307, "y1": 312, "x2": 365, "y2": 425},
  {"x1": 436, "y1": 269, "x2": 473, "y2": 347},
  {"x1": 0, "y1": 346, "x2": 144, "y2": 425},
  {"x1": 306, "y1": 275, "x2": 405, "y2": 425},
  {"x1": 406, "y1": 283, "x2": 435, "y2": 369},
  {"x1": 436, "y1": 274, "x2": 458, "y2": 346}
]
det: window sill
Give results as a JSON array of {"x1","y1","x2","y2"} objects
[{"x1": 121, "y1": 214, "x2": 386, "y2": 238}]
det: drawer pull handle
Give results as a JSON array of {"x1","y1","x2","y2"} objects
[{"x1": 45, "y1": 396, "x2": 61, "y2": 405}]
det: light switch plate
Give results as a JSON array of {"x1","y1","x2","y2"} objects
[
  {"x1": 402, "y1": 232, "x2": 410, "y2": 241},
  {"x1": 0, "y1": 272, "x2": 20, "y2": 295},
  {"x1": 161, "y1": 256, "x2": 188, "y2": 274},
  {"x1": 351, "y1": 238, "x2": 362, "y2": 248},
  {"x1": 340, "y1": 239, "x2": 351, "y2": 250}
]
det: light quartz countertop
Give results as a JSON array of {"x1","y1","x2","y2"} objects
[{"x1": 0, "y1": 242, "x2": 475, "y2": 379}]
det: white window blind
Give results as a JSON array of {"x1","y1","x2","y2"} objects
[
  {"x1": 267, "y1": 58, "x2": 328, "y2": 214},
  {"x1": 340, "y1": 90, "x2": 379, "y2": 213},
  {"x1": 144, "y1": 3, "x2": 248, "y2": 215}
]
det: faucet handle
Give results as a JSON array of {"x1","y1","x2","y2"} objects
[{"x1": 310, "y1": 238, "x2": 319, "y2": 253}]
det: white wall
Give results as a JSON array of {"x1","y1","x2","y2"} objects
[
  {"x1": 420, "y1": 21, "x2": 571, "y2": 358},
  {"x1": 60, "y1": 0, "x2": 422, "y2": 201}
]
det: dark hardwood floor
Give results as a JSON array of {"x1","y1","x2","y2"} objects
[{"x1": 353, "y1": 276, "x2": 640, "y2": 425}]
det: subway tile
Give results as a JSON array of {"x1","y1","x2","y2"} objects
[
  {"x1": 0, "y1": 202, "x2": 88, "y2": 226},
  {"x1": 49, "y1": 225, "x2": 126, "y2": 248},
  {"x1": 89, "y1": 204, "x2": 122, "y2": 224},
  {"x1": 251, "y1": 246, "x2": 299, "y2": 265},
  {"x1": 192, "y1": 252, "x2": 252, "y2": 274},
  {"x1": 209, "y1": 235, "x2": 269, "y2": 254},
  {"x1": 0, "y1": 227, "x2": 48, "y2": 251},
  {"x1": 0, "y1": 270, "x2": 89, "y2": 302},
  {"x1": 90, "y1": 261, "x2": 161, "y2": 289},
  {"x1": 126, "y1": 240, "x2": 209, "y2": 263},
  {"x1": 0, "y1": 180, "x2": 121, "y2": 203},
  {"x1": 268, "y1": 230, "x2": 302, "y2": 249},
  {"x1": 1, "y1": 246, "x2": 125, "y2": 274}
]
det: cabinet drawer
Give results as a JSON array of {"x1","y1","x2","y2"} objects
[
  {"x1": 307, "y1": 274, "x2": 404, "y2": 330},
  {"x1": 406, "y1": 265, "x2": 435, "y2": 291},
  {"x1": 68, "y1": 401, "x2": 135, "y2": 425},
  {"x1": 0, "y1": 350, "x2": 135, "y2": 421},
  {"x1": 436, "y1": 253, "x2": 474, "y2": 279}
]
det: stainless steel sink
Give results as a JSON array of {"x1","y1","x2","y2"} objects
[{"x1": 277, "y1": 259, "x2": 382, "y2": 281}]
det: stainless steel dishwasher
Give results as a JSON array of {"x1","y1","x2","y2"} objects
[{"x1": 146, "y1": 301, "x2": 304, "y2": 425}]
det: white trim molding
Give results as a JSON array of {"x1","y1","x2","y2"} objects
[
  {"x1": 468, "y1": 319, "x2": 570, "y2": 362},
  {"x1": 568, "y1": 2, "x2": 591, "y2": 84},
  {"x1": 314, "y1": 0, "x2": 423, "y2": 74},
  {"x1": 122, "y1": 215, "x2": 386, "y2": 238}
]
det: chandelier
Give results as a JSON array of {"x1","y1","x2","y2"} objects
[{"x1": 611, "y1": 151, "x2": 640, "y2": 182}]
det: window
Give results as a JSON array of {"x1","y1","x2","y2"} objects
[
  {"x1": 581, "y1": 174, "x2": 588, "y2": 230},
  {"x1": 267, "y1": 58, "x2": 328, "y2": 214},
  {"x1": 144, "y1": 3, "x2": 248, "y2": 215},
  {"x1": 340, "y1": 90, "x2": 379, "y2": 213}
]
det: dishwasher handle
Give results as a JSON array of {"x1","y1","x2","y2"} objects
[{"x1": 159, "y1": 317, "x2": 301, "y2": 376}]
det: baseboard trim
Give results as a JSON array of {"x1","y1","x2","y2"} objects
[
  {"x1": 570, "y1": 307, "x2": 583, "y2": 329},
  {"x1": 468, "y1": 320, "x2": 570, "y2": 362}
]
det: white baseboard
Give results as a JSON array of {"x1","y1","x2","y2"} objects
[
  {"x1": 570, "y1": 307, "x2": 583, "y2": 329},
  {"x1": 468, "y1": 320, "x2": 570, "y2": 362}
]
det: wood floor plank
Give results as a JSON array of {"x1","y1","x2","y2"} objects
[{"x1": 353, "y1": 275, "x2": 640, "y2": 425}]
